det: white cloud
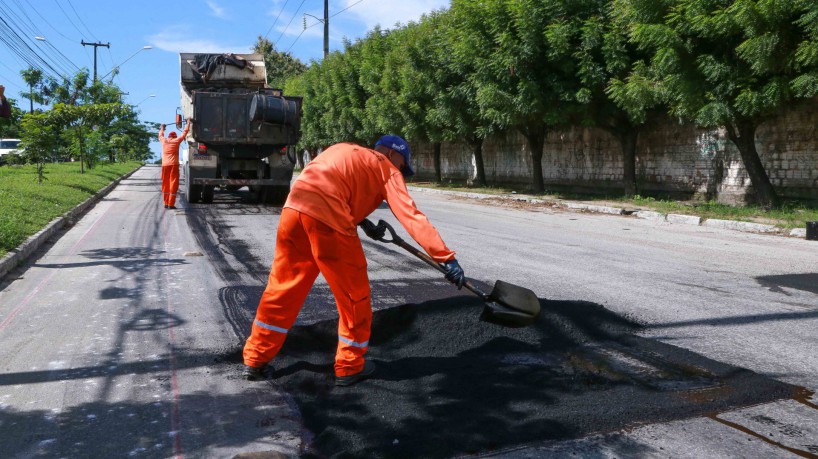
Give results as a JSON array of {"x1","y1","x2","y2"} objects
[
  {"x1": 148, "y1": 27, "x2": 253, "y2": 54},
  {"x1": 206, "y1": 1, "x2": 228, "y2": 19},
  {"x1": 341, "y1": 0, "x2": 450, "y2": 31}
]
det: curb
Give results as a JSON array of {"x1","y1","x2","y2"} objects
[
  {"x1": 0, "y1": 165, "x2": 142, "y2": 281},
  {"x1": 407, "y1": 185, "x2": 810, "y2": 240}
]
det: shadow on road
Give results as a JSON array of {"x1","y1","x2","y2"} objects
[
  {"x1": 272, "y1": 297, "x2": 800, "y2": 458},
  {"x1": 756, "y1": 272, "x2": 818, "y2": 297}
]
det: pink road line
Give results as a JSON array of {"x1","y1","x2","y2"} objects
[
  {"x1": 161, "y1": 208, "x2": 184, "y2": 458},
  {"x1": 0, "y1": 202, "x2": 112, "y2": 332}
]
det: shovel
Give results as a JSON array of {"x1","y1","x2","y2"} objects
[{"x1": 369, "y1": 219, "x2": 541, "y2": 328}]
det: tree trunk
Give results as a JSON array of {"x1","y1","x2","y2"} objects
[
  {"x1": 725, "y1": 119, "x2": 780, "y2": 209},
  {"x1": 520, "y1": 127, "x2": 545, "y2": 193},
  {"x1": 432, "y1": 142, "x2": 442, "y2": 183},
  {"x1": 79, "y1": 126, "x2": 85, "y2": 174},
  {"x1": 469, "y1": 137, "x2": 486, "y2": 187},
  {"x1": 618, "y1": 130, "x2": 638, "y2": 198}
]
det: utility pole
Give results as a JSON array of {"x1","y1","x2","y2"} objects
[
  {"x1": 81, "y1": 40, "x2": 110, "y2": 81},
  {"x1": 28, "y1": 82, "x2": 33, "y2": 114},
  {"x1": 323, "y1": 0, "x2": 329, "y2": 58}
]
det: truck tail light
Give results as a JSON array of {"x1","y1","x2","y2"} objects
[{"x1": 198, "y1": 143, "x2": 208, "y2": 152}]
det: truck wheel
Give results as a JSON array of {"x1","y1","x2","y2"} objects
[
  {"x1": 188, "y1": 184, "x2": 203, "y2": 203},
  {"x1": 201, "y1": 185, "x2": 215, "y2": 203},
  {"x1": 270, "y1": 185, "x2": 290, "y2": 205},
  {"x1": 256, "y1": 185, "x2": 289, "y2": 206}
]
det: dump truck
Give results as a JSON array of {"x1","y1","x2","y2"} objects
[{"x1": 179, "y1": 52, "x2": 301, "y2": 204}]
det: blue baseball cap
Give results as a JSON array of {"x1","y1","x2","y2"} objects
[{"x1": 374, "y1": 134, "x2": 414, "y2": 177}]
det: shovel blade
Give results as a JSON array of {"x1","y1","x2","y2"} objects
[{"x1": 479, "y1": 280, "x2": 541, "y2": 328}]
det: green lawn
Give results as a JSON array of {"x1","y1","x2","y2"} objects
[
  {"x1": 409, "y1": 181, "x2": 818, "y2": 230},
  {"x1": 0, "y1": 162, "x2": 142, "y2": 258}
]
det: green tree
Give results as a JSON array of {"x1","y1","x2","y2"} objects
[
  {"x1": 619, "y1": 0, "x2": 814, "y2": 208},
  {"x1": 20, "y1": 68, "x2": 48, "y2": 113},
  {"x1": 19, "y1": 112, "x2": 61, "y2": 183},
  {"x1": 399, "y1": 11, "x2": 470, "y2": 183},
  {"x1": 568, "y1": 1, "x2": 665, "y2": 197},
  {"x1": 49, "y1": 103, "x2": 126, "y2": 172},
  {"x1": 452, "y1": 0, "x2": 582, "y2": 192},
  {"x1": 253, "y1": 36, "x2": 308, "y2": 89}
]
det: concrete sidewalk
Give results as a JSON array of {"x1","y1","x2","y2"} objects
[{"x1": 408, "y1": 186, "x2": 812, "y2": 239}]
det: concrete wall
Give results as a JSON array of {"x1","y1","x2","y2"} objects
[{"x1": 410, "y1": 101, "x2": 818, "y2": 204}]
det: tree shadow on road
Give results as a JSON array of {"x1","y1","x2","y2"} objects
[{"x1": 756, "y1": 272, "x2": 818, "y2": 297}]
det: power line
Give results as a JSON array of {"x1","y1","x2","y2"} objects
[
  {"x1": 0, "y1": 0, "x2": 77, "y2": 75},
  {"x1": 330, "y1": 0, "x2": 365, "y2": 19},
  {"x1": 1, "y1": 1, "x2": 79, "y2": 76},
  {"x1": 0, "y1": 15, "x2": 64, "y2": 79},
  {"x1": 288, "y1": 0, "x2": 366, "y2": 56},
  {"x1": 274, "y1": 0, "x2": 306, "y2": 49},
  {"x1": 24, "y1": 0, "x2": 78, "y2": 42},
  {"x1": 53, "y1": 0, "x2": 87, "y2": 40},
  {"x1": 66, "y1": 0, "x2": 98, "y2": 41},
  {"x1": 264, "y1": 0, "x2": 290, "y2": 41}
]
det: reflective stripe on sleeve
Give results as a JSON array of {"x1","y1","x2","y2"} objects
[
  {"x1": 338, "y1": 335, "x2": 369, "y2": 348},
  {"x1": 254, "y1": 319, "x2": 288, "y2": 334}
]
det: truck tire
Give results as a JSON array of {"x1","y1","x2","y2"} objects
[
  {"x1": 188, "y1": 184, "x2": 203, "y2": 203},
  {"x1": 256, "y1": 185, "x2": 289, "y2": 206},
  {"x1": 201, "y1": 185, "x2": 215, "y2": 203},
  {"x1": 185, "y1": 163, "x2": 202, "y2": 203}
]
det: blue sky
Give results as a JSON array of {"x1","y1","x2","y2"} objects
[{"x1": 0, "y1": 0, "x2": 451, "y2": 160}]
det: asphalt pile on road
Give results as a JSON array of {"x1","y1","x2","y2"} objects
[{"x1": 272, "y1": 295, "x2": 797, "y2": 458}]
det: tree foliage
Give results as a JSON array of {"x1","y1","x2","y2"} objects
[
  {"x1": 280, "y1": 1, "x2": 818, "y2": 203},
  {"x1": 14, "y1": 68, "x2": 151, "y2": 179},
  {"x1": 616, "y1": 0, "x2": 816, "y2": 208},
  {"x1": 253, "y1": 37, "x2": 308, "y2": 89}
]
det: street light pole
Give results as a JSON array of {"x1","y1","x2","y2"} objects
[
  {"x1": 81, "y1": 40, "x2": 110, "y2": 81},
  {"x1": 100, "y1": 46, "x2": 153, "y2": 80},
  {"x1": 135, "y1": 94, "x2": 156, "y2": 106}
]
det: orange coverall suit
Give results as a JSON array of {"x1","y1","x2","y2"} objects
[
  {"x1": 243, "y1": 142, "x2": 456, "y2": 376},
  {"x1": 158, "y1": 124, "x2": 190, "y2": 207}
]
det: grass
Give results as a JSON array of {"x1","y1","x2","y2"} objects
[
  {"x1": 0, "y1": 161, "x2": 142, "y2": 258},
  {"x1": 408, "y1": 180, "x2": 818, "y2": 230}
]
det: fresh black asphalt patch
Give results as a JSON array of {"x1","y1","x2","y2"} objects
[{"x1": 269, "y1": 296, "x2": 797, "y2": 458}]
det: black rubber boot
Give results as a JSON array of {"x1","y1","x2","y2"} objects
[
  {"x1": 335, "y1": 361, "x2": 376, "y2": 387},
  {"x1": 243, "y1": 364, "x2": 269, "y2": 381}
]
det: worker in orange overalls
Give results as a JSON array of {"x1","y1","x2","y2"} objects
[
  {"x1": 158, "y1": 119, "x2": 191, "y2": 209},
  {"x1": 243, "y1": 135, "x2": 466, "y2": 386}
]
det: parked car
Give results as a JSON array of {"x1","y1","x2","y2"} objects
[{"x1": 0, "y1": 138, "x2": 23, "y2": 165}]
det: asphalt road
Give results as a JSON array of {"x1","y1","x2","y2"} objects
[{"x1": 0, "y1": 164, "x2": 816, "y2": 458}]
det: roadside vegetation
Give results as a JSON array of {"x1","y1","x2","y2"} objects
[
  {"x1": 410, "y1": 180, "x2": 818, "y2": 230},
  {"x1": 0, "y1": 161, "x2": 140, "y2": 258},
  {"x1": 267, "y1": 0, "x2": 818, "y2": 211}
]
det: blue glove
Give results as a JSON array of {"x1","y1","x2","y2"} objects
[
  {"x1": 358, "y1": 219, "x2": 386, "y2": 241},
  {"x1": 443, "y1": 259, "x2": 465, "y2": 289}
]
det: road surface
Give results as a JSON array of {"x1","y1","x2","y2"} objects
[{"x1": 0, "y1": 165, "x2": 816, "y2": 458}]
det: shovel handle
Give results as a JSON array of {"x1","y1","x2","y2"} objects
[{"x1": 372, "y1": 219, "x2": 488, "y2": 300}]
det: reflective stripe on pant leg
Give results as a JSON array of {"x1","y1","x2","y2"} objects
[
  {"x1": 168, "y1": 165, "x2": 180, "y2": 207},
  {"x1": 301, "y1": 214, "x2": 372, "y2": 377},
  {"x1": 243, "y1": 208, "x2": 320, "y2": 367}
]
